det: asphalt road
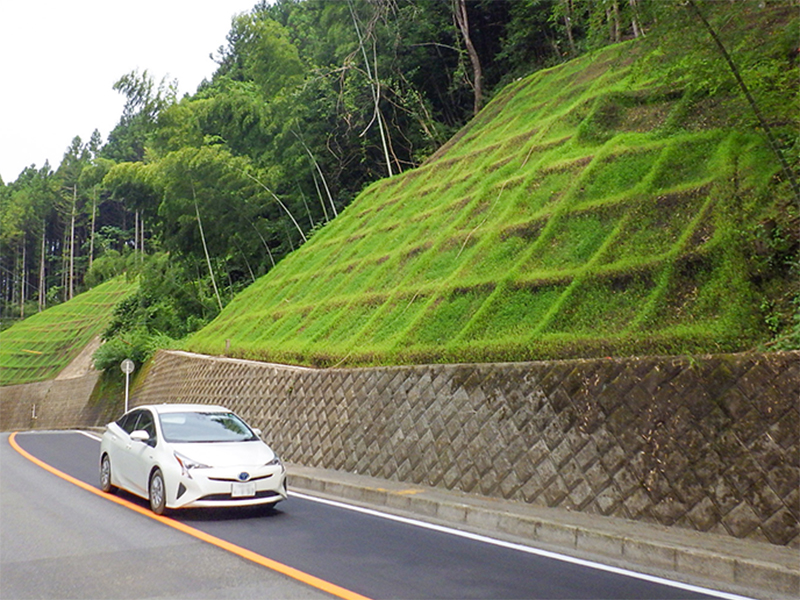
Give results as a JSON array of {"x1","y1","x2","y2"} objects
[
  {"x1": 0, "y1": 431, "x2": 335, "y2": 600},
  {"x1": 3, "y1": 431, "x2": 731, "y2": 600}
]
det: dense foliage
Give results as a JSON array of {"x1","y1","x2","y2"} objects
[
  {"x1": 0, "y1": 0, "x2": 659, "y2": 326},
  {"x1": 1, "y1": 0, "x2": 797, "y2": 373}
]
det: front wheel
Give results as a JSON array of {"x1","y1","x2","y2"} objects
[
  {"x1": 149, "y1": 469, "x2": 167, "y2": 515},
  {"x1": 100, "y1": 454, "x2": 117, "y2": 494}
]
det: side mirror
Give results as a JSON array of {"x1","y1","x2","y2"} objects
[
  {"x1": 130, "y1": 430, "x2": 150, "y2": 443},
  {"x1": 253, "y1": 428, "x2": 262, "y2": 438}
]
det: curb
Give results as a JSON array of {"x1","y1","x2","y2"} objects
[{"x1": 287, "y1": 464, "x2": 799, "y2": 600}]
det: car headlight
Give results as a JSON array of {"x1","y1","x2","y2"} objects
[
  {"x1": 174, "y1": 451, "x2": 210, "y2": 478},
  {"x1": 265, "y1": 454, "x2": 284, "y2": 472}
]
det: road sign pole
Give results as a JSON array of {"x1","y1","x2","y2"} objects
[
  {"x1": 124, "y1": 372, "x2": 130, "y2": 413},
  {"x1": 120, "y1": 359, "x2": 135, "y2": 413}
]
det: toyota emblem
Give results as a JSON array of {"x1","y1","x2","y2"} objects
[{"x1": 238, "y1": 472, "x2": 250, "y2": 481}]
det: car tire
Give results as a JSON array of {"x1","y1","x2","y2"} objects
[
  {"x1": 149, "y1": 468, "x2": 167, "y2": 515},
  {"x1": 100, "y1": 454, "x2": 117, "y2": 494}
]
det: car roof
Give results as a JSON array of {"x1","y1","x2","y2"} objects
[{"x1": 137, "y1": 404, "x2": 232, "y2": 414}]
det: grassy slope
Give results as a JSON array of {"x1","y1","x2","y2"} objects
[
  {"x1": 0, "y1": 277, "x2": 138, "y2": 386},
  {"x1": 186, "y1": 40, "x2": 792, "y2": 367}
]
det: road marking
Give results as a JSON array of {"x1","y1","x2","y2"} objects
[
  {"x1": 77, "y1": 430, "x2": 101, "y2": 441},
  {"x1": 289, "y1": 493, "x2": 755, "y2": 600},
  {"x1": 8, "y1": 432, "x2": 372, "y2": 600},
  {"x1": 13, "y1": 431, "x2": 756, "y2": 600}
]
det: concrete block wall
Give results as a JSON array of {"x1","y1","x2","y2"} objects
[
  {"x1": 0, "y1": 372, "x2": 103, "y2": 431},
  {"x1": 131, "y1": 350, "x2": 799, "y2": 547}
]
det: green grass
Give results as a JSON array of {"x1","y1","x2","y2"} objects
[
  {"x1": 183, "y1": 37, "x2": 795, "y2": 367},
  {"x1": 0, "y1": 277, "x2": 138, "y2": 386}
]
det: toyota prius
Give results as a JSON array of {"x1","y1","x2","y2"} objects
[{"x1": 99, "y1": 404, "x2": 287, "y2": 514}]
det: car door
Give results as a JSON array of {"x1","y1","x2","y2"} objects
[
  {"x1": 105, "y1": 409, "x2": 143, "y2": 492},
  {"x1": 123, "y1": 410, "x2": 159, "y2": 497}
]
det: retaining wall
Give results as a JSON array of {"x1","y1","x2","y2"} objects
[
  {"x1": 131, "y1": 349, "x2": 799, "y2": 547},
  {"x1": 0, "y1": 372, "x2": 104, "y2": 431}
]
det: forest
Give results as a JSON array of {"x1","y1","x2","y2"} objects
[{"x1": 1, "y1": 0, "x2": 798, "y2": 361}]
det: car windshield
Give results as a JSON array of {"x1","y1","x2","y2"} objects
[{"x1": 159, "y1": 411, "x2": 258, "y2": 443}]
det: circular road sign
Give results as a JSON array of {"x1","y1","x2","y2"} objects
[{"x1": 120, "y1": 359, "x2": 135, "y2": 374}]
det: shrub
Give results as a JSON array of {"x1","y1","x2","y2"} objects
[{"x1": 93, "y1": 329, "x2": 178, "y2": 372}]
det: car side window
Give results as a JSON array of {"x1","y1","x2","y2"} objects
[
  {"x1": 116, "y1": 410, "x2": 143, "y2": 434},
  {"x1": 134, "y1": 411, "x2": 157, "y2": 445}
]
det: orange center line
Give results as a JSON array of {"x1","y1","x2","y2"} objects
[{"x1": 8, "y1": 432, "x2": 373, "y2": 600}]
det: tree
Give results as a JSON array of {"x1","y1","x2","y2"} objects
[
  {"x1": 0, "y1": 163, "x2": 60, "y2": 318},
  {"x1": 346, "y1": 0, "x2": 395, "y2": 176},
  {"x1": 683, "y1": 0, "x2": 799, "y2": 206},
  {"x1": 103, "y1": 70, "x2": 177, "y2": 162},
  {"x1": 57, "y1": 136, "x2": 93, "y2": 300},
  {"x1": 78, "y1": 157, "x2": 115, "y2": 269},
  {"x1": 453, "y1": 0, "x2": 483, "y2": 115}
]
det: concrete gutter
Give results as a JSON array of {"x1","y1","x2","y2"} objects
[{"x1": 287, "y1": 464, "x2": 799, "y2": 600}]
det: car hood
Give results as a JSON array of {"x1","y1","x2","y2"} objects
[{"x1": 170, "y1": 441, "x2": 276, "y2": 468}]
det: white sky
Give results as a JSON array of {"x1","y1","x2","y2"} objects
[{"x1": 0, "y1": 0, "x2": 261, "y2": 184}]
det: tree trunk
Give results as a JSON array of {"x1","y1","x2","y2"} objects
[
  {"x1": 629, "y1": 0, "x2": 643, "y2": 39},
  {"x1": 11, "y1": 245, "x2": 18, "y2": 311},
  {"x1": 39, "y1": 222, "x2": 46, "y2": 312},
  {"x1": 605, "y1": 2, "x2": 621, "y2": 43},
  {"x1": 20, "y1": 235, "x2": 26, "y2": 318},
  {"x1": 242, "y1": 171, "x2": 307, "y2": 243},
  {"x1": 294, "y1": 131, "x2": 336, "y2": 220},
  {"x1": 564, "y1": 0, "x2": 576, "y2": 55},
  {"x1": 347, "y1": 0, "x2": 394, "y2": 177},
  {"x1": 135, "y1": 210, "x2": 140, "y2": 260},
  {"x1": 454, "y1": 0, "x2": 483, "y2": 115},
  {"x1": 192, "y1": 183, "x2": 223, "y2": 311},
  {"x1": 89, "y1": 190, "x2": 96, "y2": 269},
  {"x1": 69, "y1": 185, "x2": 76, "y2": 300},
  {"x1": 62, "y1": 228, "x2": 68, "y2": 302}
]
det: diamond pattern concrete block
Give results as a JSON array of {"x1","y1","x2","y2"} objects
[
  {"x1": 542, "y1": 475, "x2": 570, "y2": 507},
  {"x1": 125, "y1": 349, "x2": 800, "y2": 548},
  {"x1": 761, "y1": 508, "x2": 799, "y2": 547},
  {"x1": 623, "y1": 487, "x2": 652, "y2": 519},
  {"x1": 584, "y1": 459, "x2": 612, "y2": 493},
  {"x1": 593, "y1": 482, "x2": 622, "y2": 516},
  {"x1": 568, "y1": 479, "x2": 594, "y2": 510},
  {"x1": 722, "y1": 502, "x2": 762, "y2": 538},
  {"x1": 771, "y1": 408, "x2": 800, "y2": 449}
]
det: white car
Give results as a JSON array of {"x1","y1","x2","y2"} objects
[{"x1": 99, "y1": 404, "x2": 287, "y2": 514}]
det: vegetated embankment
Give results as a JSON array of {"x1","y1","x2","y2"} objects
[
  {"x1": 0, "y1": 276, "x2": 138, "y2": 386},
  {"x1": 186, "y1": 32, "x2": 798, "y2": 367}
]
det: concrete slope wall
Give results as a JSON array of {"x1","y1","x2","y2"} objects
[
  {"x1": 0, "y1": 372, "x2": 102, "y2": 431},
  {"x1": 131, "y1": 350, "x2": 799, "y2": 547}
]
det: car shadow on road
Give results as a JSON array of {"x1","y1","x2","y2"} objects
[
  {"x1": 110, "y1": 487, "x2": 287, "y2": 522},
  {"x1": 178, "y1": 504, "x2": 286, "y2": 523}
]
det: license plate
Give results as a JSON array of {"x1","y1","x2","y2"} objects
[{"x1": 231, "y1": 482, "x2": 256, "y2": 498}]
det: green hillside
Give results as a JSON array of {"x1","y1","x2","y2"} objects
[
  {"x1": 0, "y1": 277, "x2": 138, "y2": 386},
  {"x1": 186, "y1": 39, "x2": 796, "y2": 367}
]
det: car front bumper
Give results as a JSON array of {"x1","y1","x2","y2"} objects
[{"x1": 168, "y1": 465, "x2": 288, "y2": 509}]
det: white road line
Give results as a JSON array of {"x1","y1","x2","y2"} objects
[{"x1": 289, "y1": 491, "x2": 754, "y2": 600}]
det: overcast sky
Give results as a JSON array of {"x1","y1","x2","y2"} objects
[{"x1": 0, "y1": 0, "x2": 260, "y2": 184}]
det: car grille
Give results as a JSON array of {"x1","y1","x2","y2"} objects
[
  {"x1": 207, "y1": 474, "x2": 273, "y2": 483},
  {"x1": 197, "y1": 490, "x2": 282, "y2": 502}
]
